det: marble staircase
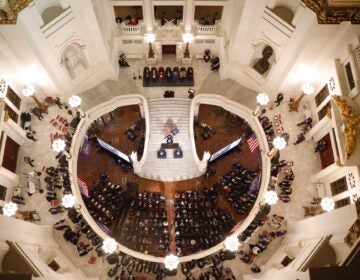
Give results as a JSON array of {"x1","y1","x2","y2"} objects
[{"x1": 139, "y1": 98, "x2": 202, "y2": 181}]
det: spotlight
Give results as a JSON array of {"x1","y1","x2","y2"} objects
[
  {"x1": 157, "y1": 149, "x2": 166, "y2": 159},
  {"x1": 174, "y1": 149, "x2": 183, "y2": 158}
]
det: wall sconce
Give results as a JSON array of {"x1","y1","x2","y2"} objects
[
  {"x1": 182, "y1": 33, "x2": 194, "y2": 59},
  {"x1": 144, "y1": 33, "x2": 156, "y2": 59},
  {"x1": 68, "y1": 95, "x2": 86, "y2": 118},
  {"x1": 253, "y1": 92, "x2": 269, "y2": 116},
  {"x1": 289, "y1": 82, "x2": 314, "y2": 112},
  {"x1": 22, "y1": 85, "x2": 49, "y2": 113}
]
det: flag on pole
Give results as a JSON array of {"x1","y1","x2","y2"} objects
[
  {"x1": 246, "y1": 132, "x2": 260, "y2": 153},
  {"x1": 78, "y1": 177, "x2": 89, "y2": 197}
]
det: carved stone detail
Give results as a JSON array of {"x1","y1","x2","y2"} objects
[
  {"x1": 302, "y1": 0, "x2": 360, "y2": 24},
  {"x1": 0, "y1": 0, "x2": 32, "y2": 24}
]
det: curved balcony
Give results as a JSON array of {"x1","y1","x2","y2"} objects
[{"x1": 69, "y1": 94, "x2": 271, "y2": 263}]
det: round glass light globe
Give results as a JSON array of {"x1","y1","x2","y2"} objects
[
  {"x1": 321, "y1": 197, "x2": 335, "y2": 212},
  {"x1": 301, "y1": 82, "x2": 314, "y2": 95},
  {"x1": 164, "y1": 254, "x2": 179, "y2": 271},
  {"x1": 224, "y1": 235, "x2": 241, "y2": 252},
  {"x1": 62, "y1": 194, "x2": 76, "y2": 208},
  {"x1": 22, "y1": 85, "x2": 35, "y2": 97},
  {"x1": 52, "y1": 139, "x2": 66, "y2": 152},
  {"x1": 68, "y1": 95, "x2": 82, "y2": 108},
  {"x1": 272, "y1": 136, "x2": 287, "y2": 150},
  {"x1": 102, "y1": 238, "x2": 117, "y2": 254},
  {"x1": 256, "y1": 92, "x2": 270, "y2": 106},
  {"x1": 264, "y1": 190, "x2": 278, "y2": 205},
  {"x1": 3, "y1": 202, "x2": 18, "y2": 217}
]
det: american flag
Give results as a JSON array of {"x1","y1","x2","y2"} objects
[
  {"x1": 77, "y1": 177, "x2": 89, "y2": 197},
  {"x1": 246, "y1": 132, "x2": 260, "y2": 153}
]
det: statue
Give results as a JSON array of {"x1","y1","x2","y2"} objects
[
  {"x1": 252, "y1": 45, "x2": 274, "y2": 75},
  {"x1": 62, "y1": 44, "x2": 88, "y2": 80}
]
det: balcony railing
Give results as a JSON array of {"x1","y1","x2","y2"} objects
[
  {"x1": 195, "y1": 20, "x2": 220, "y2": 35},
  {"x1": 117, "y1": 21, "x2": 143, "y2": 34}
]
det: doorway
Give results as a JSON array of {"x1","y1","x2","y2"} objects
[
  {"x1": 162, "y1": 45, "x2": 176, "y2": 55},
  {"x1": 2, "y1": 136, "x2": 20, "y2": 173}
]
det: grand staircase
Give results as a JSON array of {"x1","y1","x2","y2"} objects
[{"x1": 139, "y1": 98, "x2": 202, "y2": 181}]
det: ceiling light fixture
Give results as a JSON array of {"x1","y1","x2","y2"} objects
[
  {"x1": 264, "y1": 190, "x2": 278, "y2": 205},
  {"x1": 62, "y1": 194, "x2": 76, "y2": 208},
  {"x1": 164, "y1": 254, "x2": 179, "y2": 271},
  {"x1": 224, "y1": 235, "x2": 241, "y2": 252},
  {"x1": 321, "y1": 197, "x2": 335, "y2": 212},
  {"x1": 3, "y1": 202, "x2": 18, "y2": 217},
  {"x1": 52, "y1": 139, "x2": 66, "y2": 152},
  {"x1": 102, "y1": 238, "x2": 117, "y2": 254}
]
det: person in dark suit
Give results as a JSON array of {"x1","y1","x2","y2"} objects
[{"x1": 275, "y1": 93, "x2": 284, "y2": 107}]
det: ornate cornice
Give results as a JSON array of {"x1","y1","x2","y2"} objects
[
  {"x1": 302, "y1": 0, "x2": 360, "y2": 24},
  {"x1": 333, "y1": 96, "x2": 360, "y2": 160},
  {"x1": 0, "y1": 0, "x2": 32, "y2": 24}
]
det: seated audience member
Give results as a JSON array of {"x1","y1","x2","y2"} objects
[{"x1": 314, "y1": 140, "x2": 327, "y2": 153}]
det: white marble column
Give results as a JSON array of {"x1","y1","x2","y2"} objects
[
  {"x1": 184, "y1": 0, "x2": 195, "y2": 33},
  {"x1": 143, "y1": 0, "x2": 153, "y2": 32}
]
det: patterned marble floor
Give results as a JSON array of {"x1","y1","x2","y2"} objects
[{"x1": 13, "y1": 56, "x2": 323, "y2": 280}]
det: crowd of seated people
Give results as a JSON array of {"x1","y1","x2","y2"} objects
[
  {"x1": 196, "y1": 267, "x2": 236, "y2": 280},
  {"x1": 220, "y1": 161, "x2": 259, "y2": 215},
  {"x1": 55, "y1": 209, "x2": 104, "y2": 258},
  {"x1": 83, "y1": 172, "x2": 128, "y2": 227},
  {"x1": 143, "y1": 66, "x2": 194, "y2": 84},
  {"x1": 105, "y1": 253, "x2": 165, "y2": 279},
  {"x1": 259, "y1": 115, "x2": 275, "y2": 142},
  {"x1": 240, "y1": 214, "x2": 287, "y2": 266},
  {"x1": 44, "y1": 163, "x2": 73, "y2": 214},
  {"x1": 119, "y1": 191, "x2": 169, "y2": 256},
  {"x1": 269, "y1": 158, "x2": 295, "y2": 203},
  {"x1": 174, "y1": 188, "x2": 234, "y2": 256},
  {"x1": 276, "y1": 168, "x2": 295, "y2": 203},
  {"x1": 181, "y1": 252, "x2": 236, "y2": 280}
]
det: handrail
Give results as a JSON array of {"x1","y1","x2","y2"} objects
[{"x1": 69, "y1": 94, "x2": 271, "y2": 263}]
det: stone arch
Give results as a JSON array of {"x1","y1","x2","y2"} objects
[
  {"x1": 60, "y1": 42, "x2": 89, "y2": 80},
  {"x1": 272, "y1": 5, "x2": 294, "y2": 25},
  {"x1": 41, "y1": 5, "x2": 65, "y2": 25}
]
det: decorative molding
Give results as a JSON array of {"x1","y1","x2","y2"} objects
[
  {"x1": 302, "y1": 0, "x2": 360, "y2": 24},
  {"x1": 333, "y1": 96, "x2": 360, "y2": 159},
  {"x1": 0, "y1": 0, "x2": 32, "y2": 24}
]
